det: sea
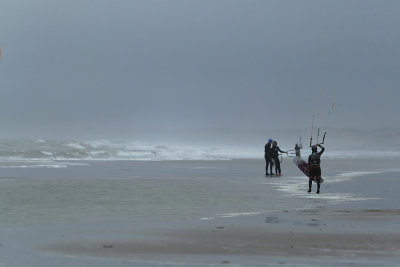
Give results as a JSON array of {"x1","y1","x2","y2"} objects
[
  {"x1": 1, "y1": 137, "x2": 400, "y2": 266},
  {"x1": 0, "y1": 137, "x2": 400, "y2": 163}
]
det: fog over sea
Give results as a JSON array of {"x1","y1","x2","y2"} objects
[
  {"x1": 1, "y1": 0, "x2": 400, "y2": 265},
  {"x1": 0, "y1": 127, "x2": 398, "y2": 164}
]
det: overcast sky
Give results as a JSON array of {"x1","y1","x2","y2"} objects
[{"x1": 0, "y1": 0, "x2": 399, "y2": 139}]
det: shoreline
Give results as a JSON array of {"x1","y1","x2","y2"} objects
[
  {"x1": 1, "y1": 158, "x2": 400, "y2": 266},
  {"x1": 37, "y1": 206, "x2": 400, "y2": 265}
]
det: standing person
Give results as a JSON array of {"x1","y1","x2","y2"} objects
[
  {"x1": 264, "y1": 139, "x2": 274, "y2": 175},
  {"x1": 295, "y1": 143, "x2": 302, "y2": 157},
  {"x1": 308, "y1": 144, "x2": 325, "y2": 193},
  {"x1": 271, "y1": 141, "x2": 288, "y2": 176}
]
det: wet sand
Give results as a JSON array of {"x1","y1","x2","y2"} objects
[
  {"x1": 2, "y1": 158, "x2": 400, "y2": 266},
  {"x1": 42, "y1": 222, "x2": 400, "y2": 258},
  {"x1": 37, "y1": 207, "x2": 400, "y2": 266}
]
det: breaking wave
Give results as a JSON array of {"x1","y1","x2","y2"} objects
[
  {"x1": 0, "y1": 139, "x2": 256, "y2": 161},
  {"x1": 0, "y1": 139, "x2": 399, "y2": 162}
]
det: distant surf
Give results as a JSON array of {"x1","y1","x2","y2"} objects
[
  {"x1": 0, "y1": 139, "x2": 254, "y2": 161},
  {"x1": 0, "y1": 139, "x2": 399, "y2": 162}
]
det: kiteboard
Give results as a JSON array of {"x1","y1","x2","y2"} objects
[{"x1": 293, "y1": 156, "x2": 324, "y2": 184}]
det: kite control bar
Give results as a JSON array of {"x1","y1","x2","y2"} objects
[
  {"x1": 286, "y1": 149, "x2": 296, "y2": 157},
  {"x1": 310, "y1": 128, "x2": 326, "y2": 147},
  {"x1": 320, "y1": 132, "x2": 326, "y2": 145}
]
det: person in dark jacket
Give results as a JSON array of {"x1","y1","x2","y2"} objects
[
  {"x1": 308, "y1": 144, "x2": 325, "y2": 193},
  {"x1": 295, "y1": 143, "x2": 302, "y2": 157},
  {"x1": 264, "y1": 138, "x2": 273, "y2": 175},
  {"x1": 271, "y1": 141, "x2": 288, "y2": 176}
]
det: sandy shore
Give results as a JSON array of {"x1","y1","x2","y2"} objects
[
  {"x1": 2, "y1": 159, "x2": 400, "y2": 266},
  {"x1": 38, "y1": 207, "x2": 400, "y2": 266},
  {"x1": 42, "y1": 222, "x2": 400, "y2": 258}
]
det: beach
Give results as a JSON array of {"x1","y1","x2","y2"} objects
[
  {"x1": 2, "y1": 0, "x2": 400, "y2": 265},
  {"x1": 1, "y1": 158, "x2": 400, "y2": 266}
]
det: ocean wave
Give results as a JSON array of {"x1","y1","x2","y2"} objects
[
  {"x1": 0, "y1": 139, "x2": 254, "y2": 161},
  {"x1": 0, "y1": 139, "x2": 399, "y2": 161},
  {"x1": 0, "y1": 161, "x2": 89, "y2": 169}
]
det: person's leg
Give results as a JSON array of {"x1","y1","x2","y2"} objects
[
  {"x1": 270, "y1": 158, "x2": 275, "y2": 175},
  {"x1": 269, "y1": 160, "x2": 273, "y2": 174},
  {"x1": 265, "y1": 157, "x2": 269, "y2": 175},
  {"x1": 316, "y1": 167, "x2": 322, "y2": 193},
  {"x1": 309, "y1": 166, "x2": 318, "y2": 193},
  {"x1": 276, "y1": 161, "x2": 281, "y2": 175},
  {"x1": 274, "y1": 158, "x2": 280, "y2": 176}
]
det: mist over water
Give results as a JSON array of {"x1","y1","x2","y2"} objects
[
  {"x1": 0, "y1": 127, "x2": 398, "y2": 162},
  {"x1": 1, "y1": 1, "x2": 399, "y2": 155}
]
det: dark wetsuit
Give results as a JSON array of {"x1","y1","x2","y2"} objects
[
  {"x1": 308, "y1": 146, "x2": 325, "y2": 192},
  {"x1": 264, "y1": 142, "x2": 273, "y2": 174},
  {"x1": 271, "y1": 146, "x2": 285, "y2": 175},
  {"x1": 295, "y1": 144, "x2": 302, "y2": 157}
]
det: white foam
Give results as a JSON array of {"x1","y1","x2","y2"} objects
[
  {"x1": 200, "y1": 217, "x2": 216, "y2": 220},
  {"x1": 0, "y1": 164, "x2": 67, "y2": 169},
  {"x1": 326, "y1": 150, "x2": 400, "y2": 159},
  {"x1": 328, "y1": 171, "x2": 382, "y2": 183},
  {"x1": 1, "y1": 139, "x2": 400, "y2": 161},
  {"x1": 200, "y1": 210, "x2": 271, "y2": 220},
  {"x1": 0, "y1": 161, "x2": 89, "y2": 169},
  {"x1": 65, "y1": 143, "x2": 86, "y2": 150},
  {"x1": 219, "y1": 211, "x2": 266, "y2": 218},
  {"x1": 265, "y1": 172, "x2": 381, "y2": 204},
  {"x1": 41, "y1": 151, "x2": 53, "y2": 156}
]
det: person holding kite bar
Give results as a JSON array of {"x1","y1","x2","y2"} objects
[
  {"x1": 271, "y1": 141, "x2": 288, "y2": 176},
  {"x1": 308, "y1": 144, "x2": 325, "y2": 193}
]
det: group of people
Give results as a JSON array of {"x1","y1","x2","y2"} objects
[
  {"x1": 264, "y1": 138, "x2": 325, "y2": 194},
  {"x1": 264, "y1": 139, "x2": 288, "y2": 176}
]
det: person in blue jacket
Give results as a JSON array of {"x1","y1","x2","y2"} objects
[{"x1": 264, "y1": 138, "x2": 274, "y2": 175}]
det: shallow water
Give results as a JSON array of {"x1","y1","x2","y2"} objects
[
  {"x1": 0, "y1": 160, "x2": 299, "y2": 224},
  {"x1": 1, "y1": 158, "x2": 400, "y2": 266},
  {"x1": 1, "y1": 158, "x2": 399, "y2": 225}
]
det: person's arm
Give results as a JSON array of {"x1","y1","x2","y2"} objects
[
  {"x1": 318, "y1": 145, "x2": 325, "y2": 156},
  {"x1": 278, "y1": 147, "x2": 288, "y2": 154}
]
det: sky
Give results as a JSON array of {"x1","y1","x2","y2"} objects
[{"x1": 0, "y1": 0, "x2": 399, "y2": 141}]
